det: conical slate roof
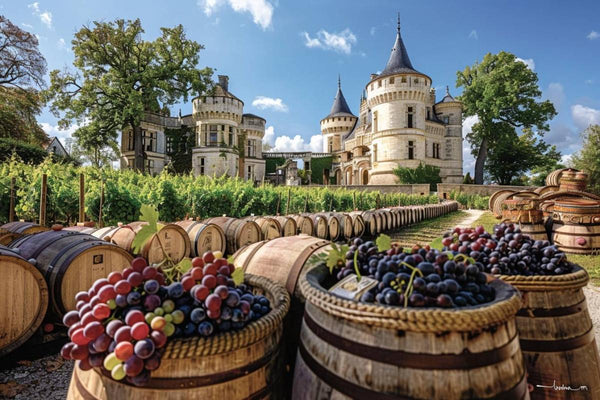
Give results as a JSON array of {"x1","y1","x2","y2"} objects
[
  {"x1": 379, "y1": 16, "x2": 424, "y2": 78},
  {"x1": 325, "y1": 77, "x2": 355, "y2": 119},
  {"x1": 437, "y1": 86, "x2": 457, "y2": 103}
]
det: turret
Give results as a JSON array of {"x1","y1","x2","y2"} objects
[{"x1": 320, "y1": 76, "x2": 357, "y2": 153}]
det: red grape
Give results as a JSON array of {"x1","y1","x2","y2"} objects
[
  {"x1": 131, "y1": 322, "x2": 150, "y2": 340},
  {"x1": 202, "y1": 275, "x2": 216, "y2": 289},
  {"x1": 80, "y1": 312, "x2": 98, "y2": 326},
  {"x1": 239, "y1": 300, "x2": 251, "y2": 315},
  {"x1": 92, "y1": 303, "x2": 111, "y2": 320},
  {"x1": 202, "y1": 251, "x2": 215, "y2": 264},
  {"x1": 131, "y1": 257, "x2": 147, "y2": 273},
  {"x1": 115, "y1": 326, "x2": 132, "y2": 343},
  {"x1": 218, "y1": 265, "x2": 231, "y2": 276},
  {"x1": 92, "y1": 278, "x2": 109, "y2": 293},
  {"x1": 125, "y1": 310, "x2": 145, "y2": 326},
  {"x1": 115, "y1": 341, "x2": 134, "y2": 361},
  {"x1": 142, "y1": 266, "x2": 157, "y2": 280},
  {"x1": 214, "y1": 285, "x2": 229, "y2": 300},
  {"x1": 63, "y1": 310, "x2": 80, "y2": 327},
  {"x1": 193, "y1": 284, "x2": 209, "y2": 301},
  {"x1": 83, "y1": 321, "x2": 104, "y2": 339},
  {"x1": 122, "y1": 267, "x2": 134, "y2": 279},
  {"x1": 124, "y1": 355, "x2": 144, "y2": 377},
  {"x1": 216, "y1": 274, "x2": 227, "y2": 286},
  {"x1": 93, "y1": 333, "x2": 112, "y2": 353},
  {"x1": 106, "y1": 320, "x2": 124, "y2": 338},
  {"x1": 98, "y1": 285, "x2": 116, "y2": 302},
  {"x1": 228, "y1": 263, "x2": 235, "y2": 274},
  {"x1": 75, "y1": 291, "x2": 90, "y2": 303},
  {"x1": 203, "y1": 263, "x2": 218, "y2": 277},
  {"x1": 70, "y1": 344, "x2": 89, "y2": 360},
  {"x1": 71, "y1": 328, "x2": 92, "y2": 345},
  {"x1": 150, "y1": 330, "x2": 166, "y2": 348},
  {"x1": 144, "y1": 353, "x2": 161, "y2": 371},
  {"x1": 127, "y1": 272, "x2": 143, "y2": 287},
  {"x1": 107, "y1": 271, "x2": 123, "y2": 284},
  {"x1": 155, "y1": 273, "x2": 166, "y2": 286},
  {"x1": 68, "y1": 322, "x2": 82, "y2": 338},
  {"x1": 191, "y1": 257, "x2": 204, "y2": 268},
  {"x1": 115, "y1": 279, "x2": 132, "y2": 295},
  {"x1": 181, "y1": 276, "x2": 195, "y2": 291},
  {"x1": 207, "y1": 309, "x2": 220, "y2": 319},
  {"x1": 205, "y1": 294, "x2": 221, "y2": 311},
  {"x1": 76, "y1": 300, "x2": 86, "y2": 311},
  {"x1": 190, "y1": 267, "x2": 203, "y2": 281},
  {"x1": 61, "y1": 342, "x2": 75, "y2": 360}
]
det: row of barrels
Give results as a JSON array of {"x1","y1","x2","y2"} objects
[{"x1": 68, "y1": 234, "x2": 600, "y2": 399}]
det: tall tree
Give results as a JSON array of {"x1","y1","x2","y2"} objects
[
  {"x1": 457, "y1": 51, "x2": 556, "y2": 184},
  {"x1": 484, "y1": 126, "x2": 561, "y2": 185},
  {"x1": 572, "y1": 125, "x2": 600, "y2": 194},
  {"x1": 45, "y1": 19, "x2": 213, "y2": 171},
  {"x1": 0, "y1": 16, "x2": 48, "y2": 144}
]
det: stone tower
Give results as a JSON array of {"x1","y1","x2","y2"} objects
[
  {"x1": 434, "y1": 87, "x2": 464, "y2": 183},
  {"x1": 320, "y1": 76, "x2": 358, "y2": 153}
]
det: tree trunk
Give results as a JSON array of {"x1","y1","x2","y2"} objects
[
  {"x1": 133, "y1": 123, "x2": 144, "y2": 172},
  {"x1": 474, "y1": 138, "x2": 488, "y2": 184}
]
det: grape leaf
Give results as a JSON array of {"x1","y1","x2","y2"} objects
[
  {"x1": 232, "y1": 267, "x2": 244, "y2": 286},
  {"x1": 227, "y1": 255, "x2": 235, "y2": 264},
  {"x1": 140, "y1": 204, "x2": 159, "y2": 232},
  {"x1": 132, "y1": 225, "x2": 155, "y2": 254},
  {"x1": 376, "y1": 234, "x2": 391, "y2": 252},
  {"x1": 325, "y1": 243, "x2": 349, "y2": 274},
  {"x1": 430, "y1": 237, "x2": 443, "y2": 251},
  {"x1": 176, "y1": 258, "x2": 192, "y2": 274}
]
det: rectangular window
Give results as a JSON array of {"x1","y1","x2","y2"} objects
[
  {"x1": 378, "y1": 80, "x2": 382, "y2": 88},
  {"x1": 328, "y1": 137, "x2": 333, "y2": 153},
  {"x1": 414, "y1": 78, "x2": 419, "y2": 84},
  {"x1": 389, "y1": 77, "x2": 395, "y2": 84},
  {"x1": 443, "y1": 116, "x2": 450, "y2": 124},
  {"x1": 229, "y1": 133, "x2": 234, "y2": 146},
  {"x1": 127, "y1": 131, "x2": 134, "y2": 151},
  {"x1": 373, "y1": 144, "x2": 378, "y2": 162},
  {"x1": 166, "y1": 137, "x2": 173, "y2": 153},
  {"x1": 199, "y1": 157, "x2": 205, "y2": 175},
  {"x1": 247, "y1": 139, "x2": 256, "y2": 157},
  {"x1": 401, "y1": 77, "x2": 407, "y2": 83},
  {"x1": 209, "y1": 125, "x2": 218, "y2": 146},
  {"x1": 145, "y1": 159, "x2": 154, "y2": 169},
  {"x1": 247, "y1": 165, "x2": 253, "y2": 180},
  {"x1": 407, "y1": 106, "x2": 414, "y2": 128},
  {"x1": 142, "y1": 130, "x2": 157, "y2": 152},
  {"x1": 373, "y1": 111, "x2": 378, "y2": 132},
  {"x1": 408, "y1": 141, "x2": 415, "y2": 160}
]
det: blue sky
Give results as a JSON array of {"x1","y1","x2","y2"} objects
[{"x1": 3, "y1": 0, "x2": 600, "y2": 173}]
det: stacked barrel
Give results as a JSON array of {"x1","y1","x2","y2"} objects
[{"x1": 490, "y1": 168, "x2": 600, "y2": 254}]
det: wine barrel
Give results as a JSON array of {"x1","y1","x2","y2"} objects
[
  {"x1": 355, "y1": 211, "x2": 378, "y2": 237},
  {"x1": 205, "y1": 217, "x2": 261, "y2": 254},
  {"x1": 292, "y1": 215, "x2": 314, "y2": 236},
  {"x1": 130, "y1": 222, "x2": 191, "y2": 264},
  {"x1": 9, "y1": 230, "x2": 132, "y2": 317},
  {"x1": 502, "y1": 200, "x2": 543, "y2": 224},
  {"x1": 308, "y1": 214, "x2": 328, "y2": 239},
  {"x1": 67, "y1": 274, "x2": 290, "y2": 400},
  {"x1": 499, "y1": 267, "x2": 600, "y2": 399},
  {"x1": 551, "y1": 199, "x2": 600, "y2": 254},
  {"x1": 273, "y1": 216, "x2": 297, "y2": 237},
  {"x1": 175, "y1": 220, "x2": 226, "y2": 257},
  {"x1": 246, "y1": 216, "x2": 281, "y2": 241},
  {"x1": 0, "y1": 228, "x2": 21, "y2": 246},
  {"x1": 559, "y1": 170, "x2": 588, "y2": 192},
  {"x1": 327, "y1": 213, "x2": 353, "y2": 240},
  {"x1": 490, "y1": 190, "x2": 516, "y2": 218},
  {"x1": 518, "y1": 223, "x2": 549, "y2": 241},
  {"x1": 293, "y1": 267, "x2": 527, "y2": 400},
  {"x1": 63, "y1": 226, "x2": 97, "y2": 234},
  {"x1": 233, "y1": 235, "x2": 332, "y2": 392},
  {"x1": 1, "y1": 221, "x2": 49, "y2": 235},
  {"x1": 0, "y1": 246, "x2": 48, "y2": 356},
  {"x1": 533, "y1": 185, "x2": 558, "y2": 196},
  {"x1": 546, "y1": 168, "x2": 578, "y2": 187},
  {"x1": 348, "y1": 213, "x2": 365, "y2": 238},
  {"x1": 323, "y1": 214, "x2": 341, "y2": 241}
]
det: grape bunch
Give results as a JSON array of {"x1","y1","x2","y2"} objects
[
  {"x1": 60, "y1": 251, "x2": 271, "y2": 386},
  {"x1": 441, "y1": 223, "x2": 574, "y2": 276},
  {"x1": 333, "y1": 238, "x2": 495, "y2": 308}
]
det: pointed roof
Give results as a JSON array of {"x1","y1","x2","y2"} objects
[
  {"x1": 378, "y1": 14, "x2": 424, "y2": 78},
  {"x1": 437, "y1": 86, "x2": 457, "y2": 103},
  {"x1": 325, "y1": 76, "x2": 355, "y2": 119}
]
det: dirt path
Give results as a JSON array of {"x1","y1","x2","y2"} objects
[{"x1": 456, "y1": 209, "x2": 485, "y2": 228}]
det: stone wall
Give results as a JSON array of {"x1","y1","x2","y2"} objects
[
  {"x1": 308, "y1": 184, "x2": 430, "y2": 195},
  {"x1": 436, "y1": 183, "x2": 540, "y2": 198}
]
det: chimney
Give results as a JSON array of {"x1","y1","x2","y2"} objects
[{"x1": 218, "y1": 75, "x2": 229, "y2": 92}]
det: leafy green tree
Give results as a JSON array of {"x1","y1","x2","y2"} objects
[
  {"x1": 572, "y1": 125, "x2": 600, "y2": 194},
  {"x1": 457, "y1": 51, "x2": 556, "y2": 184},
  {"x1": 462, "y1": 172, "x2": 474, "y2": 184},
  {"x1": 393, "y1": 162, "x2": 441, "y2": 191},
  {"x1": 0, "y1": 16, "x2": 48, "y2": 144},
  {"x1": 484, "y1": 127, "x2": 561, "y2": 185},
  {"x1": 45, "y1": 19, "x2": 213, "y2": 172},
  {"x1": 528, "y1": 159, "x2": 566, "y2": 186}
]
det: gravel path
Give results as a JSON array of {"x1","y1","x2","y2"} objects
[
  {"x1": 0, "y1": 353, "x2": 73, "y2": 400},
  {"x1": 456, "y1": 209, "x2": 485, "y2": 228},
  {"x1": 583, "y1": 285, "x2": 600, "y2": 351}
]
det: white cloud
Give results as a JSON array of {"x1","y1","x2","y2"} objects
[
  {"x1": 370, "y1": 26, "x2": 376, "y2": 36},
  {"x1": 28, "y1": 2, "x2": 52, "y2": 29},
  {"x1": 40, "y1": 122, "x2": 79, "y2": 145},
  {"x1": 21, "y1": 22, "x2": 34, "y2": 29},
  {"x1": 545, "y1": 82, "x2": 564, "y2": 110},
  {"x1": 301, "y1": 28, "x2": 357, "y2": 55},
  {"x1": 263, "y1": 126, "x2": 322, "y2": 152},
  {"x1": 199, "y1": 0, "x2": 274, "y2": 30},
  {"x1": 516, "y1": 57, "x2": 535, "y2": 71},
  {"x1": 468, "y1": 30, "x2": 478, "y2": 40},
  {"x1": 252, "y1": 96, "x2": 288, "y2": 112},
  {"x1": 561, "y1": 154, "x2": 573, "y2": 167},
  {"x1": 571, "y1": 104, "x2": 600, "y2": 130},
  {"x1": 587, "y1": 30, "x2": 599, "y2": 40},
  {"x1": 57, "y1": 38, "x2": 67, "y2": 50}
]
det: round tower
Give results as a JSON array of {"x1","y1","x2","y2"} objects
[
  {"x1": 320, "y1": 76, "x2": 357, "y2": 153},
  {"x1": 434, "y1": 87, "x2": 463, "y2": 183},
  {"x1": 191, "y1": 75, "x2": 244, "y2": 177},
  {"x1": 365, "y1": 17, "x2": 433, "y2": 184}
]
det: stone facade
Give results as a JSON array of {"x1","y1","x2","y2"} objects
[
  {"x1": 120, "y1": 75, "x2": 266, "y2": 181},
  {"x1": 322, "y1": 22, "x2": 463, "y2": 186}
]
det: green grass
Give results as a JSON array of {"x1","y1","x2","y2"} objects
[
  {"x1": 471, "y1": 211, "x2": 501, "y2": 233},
  {"x1": 390, "y1": 211, "x2": 470, "y2": 247}
]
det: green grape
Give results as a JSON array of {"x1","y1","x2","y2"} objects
[
  {"x1": 162, "y1": 300, "x2": 175, "y2": 313},
  {"x1": 164, "y1": 313, "x2": 173, "y2": 323},
  {"x1": 154, "y1": 307, "x2": 164, "y2": 316},
  {"x1": 145, "y1": 312, "x2": 156, "y2": 324},
  {"x1": 111, "y1": 363, "x2": 126, "y2": 380},
  {"x1": 103, "y1": 352, "x2": 120, "y2": 370},
  {"x1": 163, "y1": 322, "x2": 175, "y2": 337},
  {"x1": 106, "y1": 299, "x2": 117, "y2": 310},
  {"x1": 171, "y1": 310, "x2": 184, "y2": 325}
]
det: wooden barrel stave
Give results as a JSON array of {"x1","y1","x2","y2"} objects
[
  {"x1": 518, "y1": 223, "x2": 549, "y2": 241},
  {"x1": 1, "y1": 221, "x2": 49, "y2": 235},
  {"x1": 127, "y1": 222, "x2": 191, "y2": 264},
  {"x1": 0, "y1": 246, "x2": 48, "y2": 356},
  {"x1": 175, "y1": 220, "x2": 226, "y2": 257},
  {"x1": 247, "y1": 217, "x2": 282, "y2": 241},
  {"x1": 273, "y1": 216, "x2": 298, "y2": 237},
  {"x1": 205, "y1": 217, "x2": 261, "y2": 255},
  {"x1": 349, "y1": 213, "x2": 365, "y2": 238}
]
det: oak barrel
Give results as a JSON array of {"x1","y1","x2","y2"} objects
[
  {"x1": 308, "y1": 214, "x2": 329, "y2": 239},
  {"x1": 175, "y1": 220, "x2": 226, "y2": 257},
  {"x1": 1, "y1": 221, "x2": 49, "y2": 235},
  {"x1": 327, "y1": 213, "x2": 351, "y2": 240},
  {"x1": 551, "y1": 199, "x2": 600, "y2": 254},
  {"x1": 293, "y1": 267, "x2": 528, "y2": 399},
  {"x1": 489, "y1": 189, "x2": 517, "y2": 218},
  {"x1": 292, "y1": 267, "x2": 529, "y2": 400},
  {"x1": 129, "y1": 222, "x2": 191, "y2": 264},
  {"x1": 348, "y1": 213, "x2": 366, "y2": 238},
  {"x1": 247, "y1": 216, "x2": 282, "y2": 241},
  {"x1": 273, "y1": 216, "x2": 297, "y2": 237},
  {"x1": 205, "y1": 217, "x2": 261, "y2": 254},
  {"x1": 63, "y1": 226, "x2": 97, "y2": 234},
  {"x1": 546, "y1": 168, "x2": 577, "y2": 187},
  {"x1": 518, "y1": 223, "x2": 549, "y2": 241},
  {"x1": 67, "y1": 274, "x2": 290, "y2": 400},
  {"x1": 9, "y1": 230, "x2": 132, "y2": 317},
  {"x1": 0, "y1": 228, "x2": 21, "y2": 246},
  {"x1": 499, "y1": 267, "x2": 600, "y2": 399},
  {"x1": 559, "y1": 170, "x2": 588, "y2": 192},
  {"x1": 0, "y1": 246, "x2": 48, "y2": 356},
  {"x1": 292, "y1": 215, "x2": 314, "y2": 236}
]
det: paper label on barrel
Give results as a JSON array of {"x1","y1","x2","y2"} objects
[{"x1": 329, "y1": 275, "x2": 378, "y2": 300}]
